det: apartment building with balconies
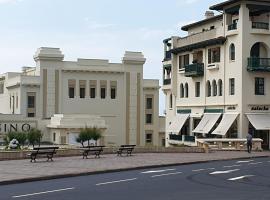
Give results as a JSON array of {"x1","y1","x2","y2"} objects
[{"x1": 163, "y1": 0, "x2": 270, "y2": 149}]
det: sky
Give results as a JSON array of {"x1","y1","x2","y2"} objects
[{"x1": 0, "y1": 0, "x2": 222, "y2": 115}]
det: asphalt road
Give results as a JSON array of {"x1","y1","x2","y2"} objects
[{"x1": 0, "y1": 157, "x2": 270, "y2": 200}]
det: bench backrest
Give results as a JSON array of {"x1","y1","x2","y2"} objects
[
  {"x1": 120, "y1": 145, "x2": 136, "y2": 148},
  {"x1": 33, "y1": 147, "x2": 59, "y2": 153}
]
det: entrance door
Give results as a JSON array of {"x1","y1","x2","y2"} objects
[{"x1": 254, "y1": 130, "x2": 269, "y2": 150}]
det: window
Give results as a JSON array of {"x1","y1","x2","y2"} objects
[
  {"x1": 68, "y1": 80, "x2": 76, "y2": 98},
  {"x1": 145, "y1": 133, "x2": 153, "y2": 144},
  {"x1": 208, "y1": 47, "x2": 220, "y2": 64},
  {"x1": 69, "y1": 88, "x2": 75, "y2": 98},
  {"x1": 229, "y1": 78, "x2": 235, "y2": 95},
  {"x1": 255, "y1": 77, "x2": 264, "y2": 95},
  {"x1": 212, "y1": 80, "x2": 217, "y2": 96},
  {"x1": 100, "y1": 80, "x2": 107, "y2": 99},
  {"x1": 79, "y1": 80, "x2": 86, "y2": 98},
  {"x1": 90, "y1": 88, "x2": 96, "y2": 98},
  {"x1": 27, "y1": 113, "x2": 35, "y2": 117},
  {"x1": 195, "y1": 82, "x2": 200, "y2": 97},
  {"x1": 101, "y1": 88, "x2": 106, "y2": 99},
  {"x1": 180, "y1": 84, "x2": 184, "y2": 98},
  {"x1": 53, "y1": 132, "x2": 56, "y2": 142},
  {"x1": 207, "y1": 81, "x2": 211, "y2": 97},
  {"x1": 169, "y1": 94, "x2": 173, "y2": 109},
  {"x1": 179, "y1": 54, "x2": 189, "y2": 69},
  {"x1": 218, "y1": 79, "x2": 223, "y2": 96},
  {"x1": 110, "y1": 81, "x2": 117, "y2": 99},
  {"x1": 146, "y1": 98, "x2": 153, "y2": 109},
  {"x1": 146, "y1": 114, "x2": 152, "y2": 124},
  {"x1": 9, "y1": 95, "x2": 11, "y2": 108},
  {"x1": 230, "y1": 43, "x2": 235, "y2": 61},
  {"x1": 185, "y1": 83, "x2": 188, "y2": 98},
  {"x1": 80, "y1": 88, "x2": 85, "y2": 98},
  {"x1": 27, "y1": 96, "x2": 35, "y2": 108}
]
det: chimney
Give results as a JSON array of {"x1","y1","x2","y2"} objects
[{"x1": 205, "y1": 11, "x2": 215, "y2": 19}]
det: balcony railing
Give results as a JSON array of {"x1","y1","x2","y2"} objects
[
  {"x1": 163, "y1": 79, "x2": 171, "y2": 85},
  {"x1": 252, "y1": 22, "x2": 269, "y2": 30},
  {"x1": 169, "y1": 134, "x2": 182, "y2": 141},
  {"x1": 228, "y1": 23, "x2": 237, "y2": 31},
  {"x1": 247, "y1": 57, "x2": 270, "y2": 72},
  {"x1": 184, "y1": 63, "x2": 204, "y2": 77},
  {"x1": 164, "y1": 51, "x2": 171, "y2": 61}
]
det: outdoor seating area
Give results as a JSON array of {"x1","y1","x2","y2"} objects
[
  {"x1": 81, "y1": 145, "x2": 105, "y2": 159},
  {"x1": 117, "y1": 145, "x2": 136, "y2": 156},
  {"x1": 28, "y1": 146, "x2": 59, "y2": 162}
]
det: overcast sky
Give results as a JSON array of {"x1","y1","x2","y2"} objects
[{"x1": 0, "y1": 0, "x2": 222, "y2": 115}]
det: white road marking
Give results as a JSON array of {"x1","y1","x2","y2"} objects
[
  {"x1": 141, "y1": 168, "x2": 176, "y2": 174},
  {"x1": 223, "y1": 164, "x2": 241, "y2": 168},
  {"x1": 210, "y1": 169, "x2": 239, "y2": 175},
  {"x1": 12, "y1": 187, "x2": 75, "y2": 198},
  {"x1": 228, "y1": 175, "x2": 254, "y2": 181},
  {"x1": 151, "y1": 172, "x2": 182, "y2": 178},
  {"x1": 248, "y1": 162, "x2": 263, "y2": 165},
  {"x1": 236, "y1": 160, "x2": 254, "y2": 163},
  {"x1": 192, "y1": 168, "x2": 215, "y2": 172},
  {"x1": 96, "y1": 178, "x2": 137, "y2": 186}
]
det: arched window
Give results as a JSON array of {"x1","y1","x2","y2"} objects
[
  {"x1": 185, "y1": 83, "x2": 189, "y2": 98},
  {"x1": 180, "y1": 84, "x2": 184, "y2": 98},
  {"x1": 230, "y1": 43, "x2": 235, "y2": 61},
  {"x1": 207, "y1": 81, "x2": 211, "y2": 97},
  {"x1": 169, "y1": 94, "x2": 173, "y2": 108},
  {"x1": 218, "y1": 79, "x2": 223, "y2": 96},
  {"x1": 212, "y1": 80, "x2": 217, "y2": 96}
]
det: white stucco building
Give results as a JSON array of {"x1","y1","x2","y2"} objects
[
  {"x1": 163, "y1": 0, "x2": 270, "y2": 149},
  {"x1": 0, "y1": 47, "x2": 165, "y2": 147}
]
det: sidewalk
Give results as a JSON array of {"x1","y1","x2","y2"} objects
[{"x1": 0, "y1": 151, "x2": 269, "y2": 185}]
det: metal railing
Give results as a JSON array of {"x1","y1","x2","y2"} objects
[
  {"x1": 252, "y1": 22, "x2": 269, "y2": 30},
  {"x1": 169, "y1": 134, "x2": 182, "y2": 141},
  {"x1": 247, "y1": 57, "x2": 270, "y2": 72},
  {"x1": 184, "y1": 63, "x2": 204, "y2": 77},
  {"x1": 228, "y1": 23, "x2": 237, "y2": 31}
]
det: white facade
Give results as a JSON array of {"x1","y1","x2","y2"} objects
[
  {"x1": 163, "y1": 0, "x2": 270, "y2": 149},
  {"x1": 0, "y1": 47, "x2": 165, "y2": 147}
]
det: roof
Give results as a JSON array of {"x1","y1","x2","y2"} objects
[
  {"x1": 210, "y1": 0, "x2": 270, "y2": 11},
  {"x1": 181, "y1": 14, "x2": 223, "y2": 31}
]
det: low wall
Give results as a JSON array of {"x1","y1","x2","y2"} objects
[{"x1": 0, "y1": 146, "x2": 205, "y2": 161}]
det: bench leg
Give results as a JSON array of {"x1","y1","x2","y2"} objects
[
  {"x1": 30, "y1": 155, "x2": 36, "y2": 162},
  {"x1": 83, "y1": 152, "x2": 88, "y2": 159}
]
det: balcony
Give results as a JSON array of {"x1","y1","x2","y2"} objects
[
  {"x1": 184, "y1": 63, "x2": 204, "y2": 77},
  {"x1": 163, "y1": 79, "x2": 171, "y2": 85},
  {"x1": 228, "y1": 23, "x2": 237, "y2": 31},
  {"x1": 247, "y1": 57, "x2": 270, "y2": 72},
  {"x1": 252, "y1": 22, "x2": 269, "y2": 30},
  {"x1": 163, "y1": 51, "x2": 171, "y2": 61}
]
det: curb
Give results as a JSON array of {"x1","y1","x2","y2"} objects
[{"x1": 0, "y1": 154, "x2": 269, "y2": 186}]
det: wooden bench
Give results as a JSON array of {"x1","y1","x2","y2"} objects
[
  {"x1": 82, "y1": 145, "x2": 105, "y2": 159},
  {"x1": 29, "y1": 147, "x2": 59, "y2": 162},
  {"x1": 117, "y1": 145, "x2": 136, "y2": 156}
]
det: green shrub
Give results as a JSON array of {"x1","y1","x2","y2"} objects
[{"x1": 27, "y1": 128, "x2": 43, "y2": 148}]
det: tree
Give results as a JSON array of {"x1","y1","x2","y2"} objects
[
  {"x1": 3, "y1": 132, "x2": 27, "y2": 149},
  {"x1": 27, "y1": 128, "x2": 43, "y2": 148},
  {"x1": 91, "y1": 127, "x2": 102, "y2": 146},
  {"x1": 77, "y1": 127, "x2": 102, "y2": 147},
  {"x1": 76, "y1": 130, "x2": 88, "y2": 147}
]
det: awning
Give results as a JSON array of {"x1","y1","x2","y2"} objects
[
  {"x1": 168, "y1": 114, "x2": 190, "y2": 133},
  {"x1": 246, "y1": 113, "x2": 270, "y2": 130},
  {"x1": 212, "y1": 113, "x2": 239, "y2": 135},
  {"x1": 192, "y1": 113, "x2": 221, "y2": 134}
]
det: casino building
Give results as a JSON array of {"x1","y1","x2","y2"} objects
[
  {"x1": 0, "y1": 47, "x2": 165, "y2": 147},
  {"x1": 163, "y1": 0, "x2": 270, "y2": 149}
]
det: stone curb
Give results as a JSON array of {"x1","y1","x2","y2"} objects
[{"x1": 0, "y1": 154, "x2": 269, "y2": 186}]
